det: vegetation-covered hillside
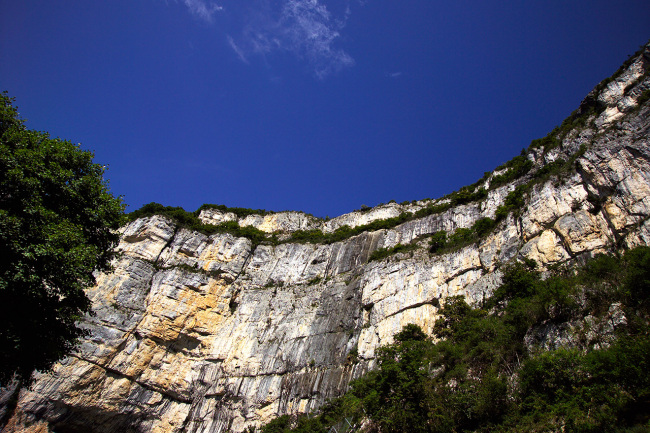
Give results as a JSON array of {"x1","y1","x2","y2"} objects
[{"x1": 259, "y1": 248, "x2": 650, "y2": 433}]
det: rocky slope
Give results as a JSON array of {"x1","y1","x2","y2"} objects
[{"x1": 2, "y1": 44, "x2": 650, "y2": 433}]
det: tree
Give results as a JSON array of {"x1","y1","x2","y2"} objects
[
  {"x1": 351, "y1": 324, "x2": 432, "y2": 433},
  {"x1": 0, "y1": 92, "x2": 126, "y2": 385}
]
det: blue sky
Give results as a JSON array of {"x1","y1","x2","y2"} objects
[{"x1": 1, "y1": 1, "x2": 648, "y2": 218}]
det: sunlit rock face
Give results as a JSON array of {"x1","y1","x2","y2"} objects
[{"x1": 2, "y1": 45, "x2": 649, "y2": 433}]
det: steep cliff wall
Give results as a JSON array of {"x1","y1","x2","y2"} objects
[{"x1": 3, "y1": 44, "x2": 650, "y2": 433}]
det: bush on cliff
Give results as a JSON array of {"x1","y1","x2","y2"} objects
[
  {"x1": 128, "y1": 202, "x2": 268, "y2": 245},
  {"x1": 258, "y1": 247, "x2": 650, "y2": 433},
  {"x1": 428, "y1": 217, "x2": 497, "y2": 254}
]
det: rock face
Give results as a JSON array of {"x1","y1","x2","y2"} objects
[{"x1": 3, "y1": 44, "x2": 650, "y2": 433}]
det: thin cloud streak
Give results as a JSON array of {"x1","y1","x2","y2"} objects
[
  {"x1": 279, "y1": 0, "x2": 354, "y2": 78},
  {"x1": 176, "y1": 0, "x2": 357, "y2": 78},
  {"x1": 228, "y1": 36, "x2": 249, "y2": 63},
  {"x1": 182, "y1": 0, "x2": 223, "y2": 22}
]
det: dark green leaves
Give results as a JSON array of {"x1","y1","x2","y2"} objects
[
  {"x1": 259, "y1": 247, "x2": 650, "y2": 433},
  {"x1": 0, "y1": 93, "x2": 125, "y2": 383}
]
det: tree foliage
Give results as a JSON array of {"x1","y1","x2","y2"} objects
[
  {"x1": 259, "y1": 247, "x2": 650, "y2": 433},
  {"x1": 0, "y1": 93, "x2": 126, "y2": 384}
]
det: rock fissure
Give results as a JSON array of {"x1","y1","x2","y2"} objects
[
  {"x1": 599, "y1": 206, "x2": 625, "y2": 248},
  {"x1": 234, "y1": 247, "x2": 255, "y2": 284},
  {"x1": 382, "y1": 299, "x2": 441, "y2": 321},
  {"x1": 443, "y1": 266, "x2": 484, "y2": 284},
  {"x1": 551, "y1": 226, "x2": 577, "y2": 258},
  {"x1": 155, "y1": 225, "x2": 181, "y2": 265},
  {"x1": 69, "y1": 354, "x2": 193, "y2": 405}
]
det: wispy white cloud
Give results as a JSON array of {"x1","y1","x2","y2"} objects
[
  {"x1": 387, "y1": 72, "x2": 402, "y2": 78},
  {"x1": 228, "y1": 36, "x2": 249, "y2": 64},
  {"x1": 278, "y1": 0, "x2": 355, "y2": 78},
  {"x1": 182, "y1": 0, "x2": 223, "y2": 22},
  {"x1": 175, "y1": 0, "x2": 358, "y2": 78}
]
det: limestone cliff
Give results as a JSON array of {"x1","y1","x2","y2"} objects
[{"x1": 2, "y1": 44, "x2": 650, "y2": 433}]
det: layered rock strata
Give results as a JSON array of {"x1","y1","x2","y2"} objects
[{"x1": 2, "y1": 44, "x2": 649, "y2": 433}]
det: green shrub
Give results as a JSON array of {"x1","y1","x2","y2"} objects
[
  {"x1": 260, "y1": 248, "x2": 650, "y2": 433},
  {"x1": 495, "y1": 184, "x2": 529, "y2": 221},
  {"x1": 195, "y1": 203, "x2": 273, "y2": 218},
  {"x1": 260, "y1": 415, "x2": 292, "y2": 433},
  {"x1": 490, "y1": 155, "x2": 534, "y2": 189},
  {"x1": 394, "y1": 323, "x2": 428, "y2": 342},
  {"x1": 449, "y1": 186, "x2": 488, "y2": 206},
  {"x1": 635, "y1": 88, "x2": 650, "y2": 108},
  {"x1": 368, "y1": 243, "x2": 417, "y2": 262},
  {"x1": 517, "y1": 336, "x2": 650, "y2": 432},
  {"x1": 473, "y1": 217, "x2": 496, "y2": 237},
  {"x1": 128, "y1": 202, "x2": 204, "y2": 230},
  {"x1": 529, "y1": 135, "x2": 561, "y2": 151},
  {"x1": 288, "y1": 229, "x2": 327, "y2": 244},
  {"x1": 288, "y1": 212, "x2": 414, "y2": 245},
  {"x1": 414, "y1": 202, "x2": 451, "y2": 218},
  {"x1": 128, "y1": 202, "x2": 269, "y2": 245},
  {"x1": 447, "y1": 227, "x2": 473, "y2": 246},
  {"x1": 429, "y1": 231, "x2": 447, "y2": 253},
  {"x1": 428, "y1": 217, "x2": 497, "y2": 255}
]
